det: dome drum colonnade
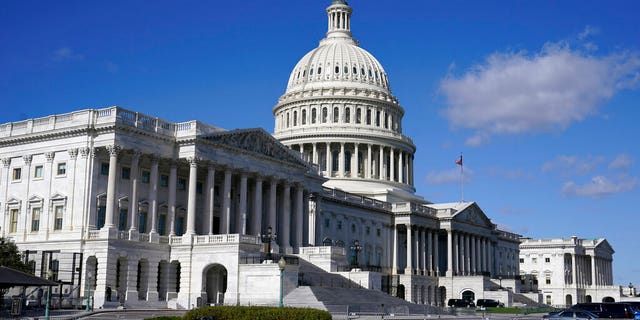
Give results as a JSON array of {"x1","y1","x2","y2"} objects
[{"x1": 273, "y1": 0, "x2": 417, "y2": 194}]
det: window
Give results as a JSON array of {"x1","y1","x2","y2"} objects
[
  {"x1": 345, "y1": 108, "x2": 351, "y2": 123},
  {"x1": 351, "y1": 224, "x2": 356, "y2": 232},
  {"x1": 532, "y1": 257, "x2": 537, "y2": 264},
  {"x1": 301, "y1": 109, "x2": 307, "y2": 125},
  {"x1": 54, "y1": 206, "x2": 63, "y2": 230},
  {"x1": 31, "y1": 207, "x2": 41, "y2": 232},
  {"x1": 12, "y1": 168, "x2": 21, "y2": 181},
  {"x1": 97, "y1": 205, "x2": 106, "y2": 229},
  {"x1": 377, "y1": 228, "x2": 381, "y2": 237},
  {"x1": 57, "y1": 162, "x2": 67, "y2": 176},
  {"x1": 100, "y1": 163, "x2": 109, "y2": 175},
  {"x1": 519, "y1": 258, "x2": 524, "y2": 263},
  {"x1": 311, "y1": 108, "x2": 317, "y2": 124},
  {"x1": 49, "y1": 260, "x2": 59, "y2": 282},
  {"x1": 352, "y1": 67, "x2": 357, "y2": 74},
  {"x1": 366, "y1": 109, "x2": 371, "y2": 125},
  {"x1": 333, "y1": 107, "x2": 339, "y2": 123},
  {"x1": 293, "y1": 111, "x2": 297, "y2": 126},
  {"x1": 356, "y1": 108, "x2": 361, "y2": 124},
  {"x1": 375, "y1": 111, "x2": 380, "y2": 126},
  {"x1": 545, "y1": 278, "x2": 551, "y2": 285},
  {"x1": 160, "y1": 174, "x2": 169, "y2": 187},
  {"x1": 322, "y1": 107, "x2": 328, "y2": 123},
  {"x1": 139, "y1": 211, "x2": 148, "y2": 233},
  {"x1": 118, "y1": 209, "x2": 128, "y2": 231},
  {"x1": 317, "y1": 67, "x2": 322, "y2": 74},
  {"x1": 9, "y1": 209, "x2": 19, "y2": 233},
  {"x1": 546, "y1": 295, "x2": 552, "y2": 305},
  {"x1": 121, "y1": 167, "x2": 131, "y2": 180},
  {"x1": 545, "y1": 257, "x2": 551, "y2": 263},
  {"x1": 286, "y1": 112, "x2": 290, "y2": 127},
  {"x1": 141, "y1": 170, "x2": 151, "y2": 184},
  {"x1": 344, "y1": 66, "x2": 348, "y2": 74},
  {"x1": 324, "y1": 218, "x2": 330, "y2": 228},
  {"x1": 178, "y1": 178, "x2": 186, "y2": 190},
  {"x1": 335, "y1": 66, "x2": 340, "y2": 74},
  {"x1": 337, "y1": 220, "x2": 342, "y2": 230},
  {"x1": 366, "y1": 226, "x2": 370, "y2": 235},
  {"x1": 34, "y1": 165, "x2": 43, "y2": 178},
  {"x1": 309, "y1": 67, "x2": 314, "y2": 76},
  {"x1": 361, "y1": 68, "x2": 365, "y2": 76}
]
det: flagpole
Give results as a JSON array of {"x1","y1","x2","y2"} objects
[{"x1": 460, "y1": 155, "x2": 464, "y2": 203}]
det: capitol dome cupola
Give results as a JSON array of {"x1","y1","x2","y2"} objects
[{"x1": 273, "y1": 1, "x2": 421, "y2": 203}]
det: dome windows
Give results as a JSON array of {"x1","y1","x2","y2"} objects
[
  {"x1": 333, "y1": 107, "x2": 339, "y2": 122},
  {"x1": 344, "y1": 66, "x2": 348, "y2": 74},
  {"x1": 353, "y1": 67, "x2": 357, "y2": 74},
  {"x1": 318, "y1": 67, "x2": 322, "y2": 74},
  {"x1": 322, "y1": 107, "x2": 328, "y2": 123},
  {"x1": 345, "y1": 107, "x2": 351, "y2": 123},
  {"x1": 310, "y1": 68, "x2": 314, "y2": 76},
  {"x1": 335, "y1": 66, "x2": 340, "y2": 74},
  {"x1": 361, "y1": 68, "x2": 365, "y2": 76},
  {"x1": 302, "y1": 109, "x2": 307, "y2": 125},
  {"x1": 311, "y1": 108, "x2": 317, "y2": 124},
  {"x1": 293, "y1": 111, "x2": 298, "y2": 126}
]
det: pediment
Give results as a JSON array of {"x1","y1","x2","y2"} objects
[
  {"x1": 28, "y1": 195, "x2": 44, "y2": 203},
  {"x1": 452, "y1": 203, "x2": 494, "y2": 228},
  {"x1": 595, "y1": 239, "x2": 615, "y2": 254},
  {"x1": 203, "y1": 128, "x2": 311, "y2": 168},
  {"x1": 6, "y1": 197, "x2": 21, "y2": 206},
  {"x1": 50, "y1": 193, "x2": 67, "y2": 201}
]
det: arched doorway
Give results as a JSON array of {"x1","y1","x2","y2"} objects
[
  {"x1": 602, "y1": 296, "x2": 615, "y2": 302},
  {"x1": 462, "y1": 290, "x2": 475, "y2": 304},
  {"x1": 585, "y1": 295, "x2": 592, "y2": 303},
  {"x1": 565, "y1": 294, "x2": 573, "y2": 306},
  {"x1": 204, "y1": 264, "x2": 227, "y2": 305},
  {"x1": 438, "y1": 286, "x2": 447, "y2": 307},
  {"x1": 397, "y1": 284, "x2": 405, "y2": 300}
]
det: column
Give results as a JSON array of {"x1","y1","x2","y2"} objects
[
  {"x1": 414, "y1": 227, "x2": 419, "y2": 274},
  {"x1": 378, "y1": 145, "x2": 384, "y2": 180},
  {"x1": 453, "y1": 232, "x2": 459, "y2": 275},
  {"x1": 269, "y1": 179, "x2": 277, "y2": 233},
  {"x1": 471, "y1": 236, "x2": 477, "y2": 274},
  {"x1": 325, "y1": 142, "x2": 331, "y2": 176},
  {"x1": 366, "y1": 144, "x2": 372, "y2": 179},
  {"x1": 221, "y1": 169, "x2": 232, "y2": 234},
  {"x1": 398, "y1": 151, "x2": 404, "y2": 183},
  {"x1": 252, "y1": 176, "x2": 263, "y2": 235},
  {"x1": 426, "y1": 229, "x2": 433, "y2": 275},
  {"x1": 571, "y1": 254, "x2": 577, "y2": 285},
  {"x1": 146, "y1": 259, "x2": 159, "y2": 301},
  {"x1": 354, "y1": 143, "x2": 359, "y2": 177},
  {"x1": 149, "y1": 156, "x2": 159, "y2": 234},
  {"x1": 390, "y1": 148, "x2": 395, "y2": 182},
  {"x1": 420, "y1": 229, "x2": 426, "y2": 275},
  {"x1": 433, "y1": 231, "x2": 439, "y2": 276},
  {"x1": 307, "y1": 194, "x2": 317, "y2": 246},
  {"x1": 405, "y1": 224, "x2": 413, "y2": 274},
  {"x1": 464, "y1": 233, "x2": 470, "y2": 275},
  {"x1": 446, "y1": 229, "x2": 453, "y2": 277},
  {"x1": 185, "y1": 157, "x2": 198, "y2": 235},
  {"x1": 339, "y1": 142, "x2": 345, "y2": 177},
  {"x1": 128, "y1": 152, "x2": 140, "y2": 232},
  {"x1": 392, "y1": 225, "x2": 398, "y2": 274},
  {"x1": 125, "y1": 259, "x2": 139, "y2": 303},
  {"x1": 238, "y1": 173, "x2": 248, "y2": 234},
  {"x1": 206, "y1": 165, "x2": 216, "y2": 235},
  {"x1": 281, "y1": 183, "x2": 291, "y2": 251},
  {"x1": 295, "y1": 185, "x2": 304, "y2": 248},
  {"x1": 104, "y1": 145, "x2": 121, "y2": 229},
  {"x1": 312, "y1": 143, "x2": 318, "y2": 165},
  {"x1": 168, "y1": 162, "x2": 177, "y2": 235}
]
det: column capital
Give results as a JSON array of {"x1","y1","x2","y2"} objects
[
  {"x1": 106, "y1": 145, "x2": 122, "y2": 157},
  {"x1": 22, "y1": 154, "x2": 33, "y2": 166},
  {"x1": 79, "y1": 147, "x2": 92, "y2": 159},
  {"x1": 1, "y1": 157, "x2": 11, "y2": 168},
  {"x1": 68, "y1": 148, "x2": 79, "y2": 160},
  {"x1": 44, "y1": 152, "x2": 55, "y2": 163},
  {"x1": 186, "y1": 156, "x2": 200, "y2": 167},
  {"x1": 129, "y1": 149, "x2": 142, "y2": 160}
]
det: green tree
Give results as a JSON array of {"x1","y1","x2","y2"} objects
[{"x1": 0, "y1": 237, "x2": 31, "y2": 273}]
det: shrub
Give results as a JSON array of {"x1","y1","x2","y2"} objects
[
  {"x1": 143, "y1": 317, "x2": 182, "y2": 320},
  {"x1": 183, "y1": 305, "x2": 332, "y2": 320}
]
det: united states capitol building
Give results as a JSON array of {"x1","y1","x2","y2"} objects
[{"x1": 0, "y1": 0, "x2": 625, "y2": 311}]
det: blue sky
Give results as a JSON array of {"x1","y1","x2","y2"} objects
[{"x1": 1, "y1": 1, "x2": 639, "y2": 285}]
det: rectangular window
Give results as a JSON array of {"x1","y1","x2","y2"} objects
[
  {"x1": 324, "y1": 218, "x2": 330, "y2": 228},
  {"x1": 118, "y1": 209, "x2": 128, "y2": 231},
  {"x1": 366, "y1": 226, "x2": 370, "y2": 235},
  {"x1": 57, "y1": 162, "x2": 67, "y2": 176},
  {"x1": 31, "y1": 207, "x2": 41, "y2": 232},
  {"x1": 160, "y1": 174, "x2": 169, "y2": 187},
  {"x1": 100, "y1": 163, "x2": 109, "y2": 175},
  {"x1": 545, "y1": 257, "x2": 550, "y2": 263},
  {"x1": 141, "y1": 170, "x2": 151, "y2": 184},
  {"x1": 12, "y1": 168, "x2": 22, "y2": 181},
  {"x1": 121, "y1": 167, "x2": 131, "y2": 180},
  {"x1": 54, "y1": 206, "x2": 63, "y2": 230},
  {"x1": 519, "y1": 258, "x2": 524, "y2": 263},
  {"x1": 177, "y1": 178, "x2": 186, "y2": 190},
  {"x1": 545, "y1": 278, "x2": 551, "y2": 285},
  {"x1": 9, "y1": 209, "x2": 19, "y2": 233},
  {"x1": 34, "y1": 165, "x2": 44, "y2": 178},
  {"x1": 337, "y1": 220, "x2": 342, "y2": 230},
  {"x1": 532, "y1": 257, "x2": 537, "y2": 264},
  {"x1": 377, "y1": 228, "x2": 381, "y2": 237},
  {"x1": 196, "y1": 182, "x2": 203, "y2": 194}
]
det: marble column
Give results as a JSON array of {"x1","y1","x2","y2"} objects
[
  {"x1": 420, "y1": 228, "x2": 426, "y2": 275},
  {"x1": 366, "y1": 144, "x2": 372, "y2": 179},
  {"x1": 446, "y1": 229, "x2": 453, "y2": 277},
  {"x1": 312, "y1": 143, "x2": 318, "y2": 165},
  {"x1": 426, "y1": 229, "x2": 432, "y2": 275},
  {"x1": 268, "y1": 179, "x2": 277, "y2": 233},
  {"x1": 281, "y1": 183, "x2": 291, "y2": 251},
  {"x1": 104, "y1": 145, "x2": 121, "y2": 229},
  {"x1": 453, "y1": 232, "x2": 459, "y2": 275},
  {"x1": 354, "y1": 143, "x2": 359, "y2": 177},
  {"x1": 149, "y1": 156, "x2": 159, "y2": 235},
  {"x1": 168, "y1": 162, "x2": 177, "y2": 235},
  {"x1": 392, "y1": 225, "x2": 398, "y2": 275},
  {"x1": 221, "y1": 169, "x2": 232, "y2": 234},
  {"x1": 325, "y1": 142, "x2": 331, "y2": 176},
  {"x1": 433, "y1": 231, "x2": 439, "y2": 276},
  {"x1": 206, "y1": 165, "x2": 215, "y2": 235},
  {"x1": 128, "y1": 152, "x2": 140, "y2": 232},
  {"x1": 295, "y1": 185, "x2": 304, "y2": 248},
  {"x1": 398, "y1": 151, "x2": 404, "y2": 183},
  {"x1": 390, "y1": 148, "x2": 395, "y2": 182},
  {"x1": 571, "y1": 254, "x2": 577, "y2": 285},
  {"x1": 252, "y1": 176, "x2": 263, "y2": 235},
  {"x1": 339, "y1": 143, "x2": 345, "y2": 177},
  {"x1": 238, "y1": 173, "x2": 248, "y2": 234},
  {"x1": 405, "y1": 224, "x2": 413, "y2": 274},
  {"x1": 378, "y1": 145, "x2": 384, "y2": 180},
  {"x1": 185, "y1": 157, "x2": 198, "y2": 235}
]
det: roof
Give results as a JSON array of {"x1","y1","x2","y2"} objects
[{"x1": 0, "y1": 266, "x2": 59, "y2": 289}]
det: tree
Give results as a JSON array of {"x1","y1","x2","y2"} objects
[{"x1": 0, "y1": 237, "x2": 31, "y2": 273}]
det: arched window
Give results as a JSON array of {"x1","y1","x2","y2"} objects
[
  {"x1": 345, "y1": 151, "x2": 352, "y2": 173},
  {"x1": 318, "y1": 67, "x2": 322, "y2": 74},
  {"x1": 356, "y1": 108, "x2": 362, "y2": 124},
  {"x1": 333, "y1": 107, "x2": 339, "y2": 123},
  {"x1": 310, "y1": 68, "x2": 314, "y2": 76},
  {"x1": 366, "y1": 109, "x2": 371, "y2": 125},
  {"x1": 376, "y1": 111, "x2": 380, "y2": 127},
  {"x1": 335, "y1": 66, "x2": 340, "y2": 74},
  {"x1": 368, "y1": 69, "x2": 372, "y2": 77},
  {"x1": 384, "y1": 113, "x2": 388, "y2": 128},
  {"x1": 322, "y1": 107, "x2": 328, "y2": 123},
  {"x1": 344, "y1": 66, "x2": 348, "y2": 74},
  {"x1": 312, "y1": 108, "x2": 317, "y2": 124},
  {"x1": 345, "y1": 108, "x2": 351, "y2": 123},
  {"x1": 286, "y1": 112, "x2": 290, "y2": 128},
  {"x1": 361, "y1": 68, "x2": 365, "y2": 76},
  {"x1": 332, "y1": 150, "x2": 339, "y2": 172},
  {"x1": 353, "y1": 67, "x2": 357, "y2": 74},
  {"x1": 301, "y1": 109, "x2": 307, "y2": 125},
  {"x1": 293, "y1": 111, "x2": 298, "y2": 126}
]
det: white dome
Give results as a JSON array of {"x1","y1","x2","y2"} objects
[{"x1": 285, "y1": 41, "x2": 392, "y2": 94}]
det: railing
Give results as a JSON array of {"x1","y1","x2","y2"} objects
[
  {"x1": 300, "y1": 246, "x2": 346, "y2": 256},
  {"x1": 238, "y1": 253, "x2": 299, "y2": 265},
  {"x1": 321, "y1": 187, "x2": 392, "y2": 210},
  {"x1": 87, "y1": 230, "x2": 100, "y2": 240},
  {"x1": 391, "y1": 202, "x2": 435, "y2": 215},
  {"x1": 336, "y1": 265, "x2": 382, "y2": 272},
  {"x1": 192, "y1": 234, "x2": 261, "y2": 245},
  {"x1": 139, "y1": 233, "x2": 150, "y2": 242}
]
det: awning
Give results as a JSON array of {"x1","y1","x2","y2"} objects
[{"x1": 0, "y1": 266, "x2": 59, "y2": 289}]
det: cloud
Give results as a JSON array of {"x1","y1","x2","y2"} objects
[
  {"x1": 439, "y1": 42, "x2": 640, "y2": 146},
  {"x1": 425, "y1": 167, "x2": 473, "y2": 185},
  {"x1": 52, "y1": 47, "x2": 83, "y2": 62},
  {"x1": 578, "y1": 26, "x2": 600, "y2": 40},
  {"x1": 542, "y1": 155, "x2": 604, "y2": 176},
  {"x1": 609, "y1": 153, "x2": 634, "y2": 171},
  {"x1": 562, "y1": 175, "x2": 637, "y2": 198},
  {"x1": 495, "y1": 223, "x2": 529, "y2": 236}
]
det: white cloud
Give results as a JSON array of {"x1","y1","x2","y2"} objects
[
  {"x1": 439, "y1": 42, "x2": 640, "y2": 146},
  {"x1": 425, "y1": 167, "x2": 472, "y2": 185},
  {"x1": 542, "y1": 155, "x2": 604, "y2": 176},
  {"x1": 52, "y1": 47, "x2": 83, "y2": 62},
  {"x1": 562, "y1": 175, "x2": 637, "y2": 198},
  {"x1": 578, "y1": 25, "x2": 600, "y2": 40},
  {"x1": 609, "y1": 153, "x2": 634, "y2": 171}
]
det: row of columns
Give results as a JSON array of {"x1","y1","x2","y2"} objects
[
  {"x1": 100, "y1": 145, "x2": 308, "y2": 250},
  {"x1": 448, "y1": 230, "x2": 492, "y2": 276},
  {"x1": 293, "y1": 142, "x2": 414, "y2": 185},
  {"x1": 593, "y1": 256, "x2": 613, "y2": 286},
  {"x1": 392, "y1": 224, "x2": 440, "y2": 276}
]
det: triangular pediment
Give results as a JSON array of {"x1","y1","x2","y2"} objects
[
  {"x1": 452, "y1": 203, "x2": 494, "y2": 228},
  {"x1": 203, "y1": 128, "x2": 311, "y2": 168},
  {"x1": 594, "y1": 239, "x2": 615, "y2": 254},
  {"x1": 28, "y1": 195, "x2": 44, "y2": 203}
]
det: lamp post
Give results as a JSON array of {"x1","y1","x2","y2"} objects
[
  {"x1": 498, "y1": 275, "x2": 502, "y2": 290},
  {"x1": 529, "y1": 278, "x2": 533, "y2": 293},
  {"x1": 350, "y1": 240, "x2": 362, "y2": 269},
  {"x1": 278, "y1": 256, "x2": 286, "y2": 308},
  {"x1": 86, "y1": 273, "x2": 92, "y2": 311},
  {"x1": 261, "y1": 226, "x2": 276, "y2": 261},
  {"x1": 45, "y1": 270, "x2": 53, "y2": 320}
]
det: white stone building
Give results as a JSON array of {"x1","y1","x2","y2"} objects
[
  {"x1": 0, "y1": 0, "x2": 527, "y2": 311},
  {"x1": 519, "y1": 236, "x2": 620, "y2": 307}
]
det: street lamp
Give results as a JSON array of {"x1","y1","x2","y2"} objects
[
  {"x1": 529, "y1": 278, "x2": 533, "y2": 292},
  {"x1": 278, "y1": 256, "x2": 286, "y2": 308},
  {"x1": 498, "y1": 275, "x2": 502, "y2": 290},
  {"x1": 261, "y1": 226, "x2": 276, "y2": 261},
  {"x1": 86, "y1": 273, "x2": 93, "y2": 311},
  {"x1": 350, "y1": 240, "x2": 362, "y2": 268},
  {"x1": 45, "y1": 270, "x2": 53, "y2": 320}
]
